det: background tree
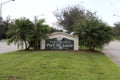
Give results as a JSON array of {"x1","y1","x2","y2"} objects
[
  {"x1": 0, "y1": 21, "x2": 10, "y2": 40},
  {"x1": 7, "y1": 18, "x2": 34, "y2": 50},
  {"x1": 74, "y1": 14, "x2": 113, "y2": 50},
  {"x1": 112, "y1": 22, "x2": 120, "y2": 39},
  {"x1": 50, "y1": 27, "x2": 63, "y2": 33},
  {"x1": 54, "y1": 5, "x2": 86, "y2": 33}
]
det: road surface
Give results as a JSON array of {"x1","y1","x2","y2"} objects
[
  {"x1": 103, "y1": 40, "x2": 120, "y2": 67},
  {"x1": 0, "y1": 41, "x2": 19, "y2": 54}
]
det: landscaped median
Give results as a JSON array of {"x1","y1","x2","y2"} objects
[{"x1": 0, "y1": 51, "x2": 120, "y2": 80}]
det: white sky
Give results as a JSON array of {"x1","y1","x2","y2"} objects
[{"x1": 1, "y1": 0, "x2": 120, "y2": 26}]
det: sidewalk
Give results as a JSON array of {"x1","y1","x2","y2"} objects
[
  {"x1": 102, "y1": 49, "x2": 120, "y2": 67},
  {"x1": 102, "y1": 41, "x2": 120, "y2": 67}
]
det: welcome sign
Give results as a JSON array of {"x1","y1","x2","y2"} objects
[
  {"x1": 41, "y1": 32, "x2": 79, "y2": 50},
  {"x1": 45, "y1": 38, "x2": 74, "y2": 50}
]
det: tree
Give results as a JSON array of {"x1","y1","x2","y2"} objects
[
  {"x1": 74, "y1": 17, "x2": 113, "y2": 50},
  {"x1": 28, "y1": 17, "x2": 50, "y2": 50},
  {"x1": 7, "y1": 18, "x2": 34, "y2": 50},
  {"x1": 54, "y1": 5, "x2": 86, "y2": 33},
  {"x1": 0, "y1": 20, "x2": 10, "y2": 40},
  {"x1": 50, "y1": 27, "x2": 63, "y2": 33},
  {"x1": 112, "y1": 22, "x2": 120, "y2": 39},
  {"x1": 7, "y1": 17, "x2": 50, "y2": 50}
]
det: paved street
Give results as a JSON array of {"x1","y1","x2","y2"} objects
[
  {"x1": 0, "y1": 41, "x2": 19, "y2": 54},
  {"x1": 103, "y1": 40, "x2": 120, "y2": 67}
]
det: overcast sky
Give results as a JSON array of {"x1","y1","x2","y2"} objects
[{"x1": 1, "y1": 0, "x2": 120, "y2": 26}]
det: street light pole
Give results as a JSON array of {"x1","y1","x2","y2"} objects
[{"x1": 0, "y1": 0, "x2": 15, "y2": 22}]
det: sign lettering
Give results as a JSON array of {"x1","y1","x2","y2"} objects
[{"x1": 45, "y1": 38, "x2": 74, "y2": 50}]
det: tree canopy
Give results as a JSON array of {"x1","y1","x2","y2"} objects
[
  {"x1": 28, "y1": 17, "x2": 50, "y2": 50},
  {"x1": 0, "y1": 21, "x2": 10, "y2": 40},
  {"x1": 54, "y1": 5, "x2": 86, "y2": 33},
  {"x1": 7, "y1": 17, "x2": 50, "y2": 50},
  {"x1": 54, "y1": 4, "x2": 113, "y2": 50},
  {"x1": 112, "y1": 22, "x2": 120, "y2": 39},
  {"x1": 74, "y1": 18, "x2": 113, "y2": 50},
  {"x1": 7, "y1": 18, "x2": 34, "y2": 49}
]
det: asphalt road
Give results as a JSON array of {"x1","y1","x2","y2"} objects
[
  {"x1": 103, "y1": 40, "x2": 120, "y2": 67},
  {"x1": 0, "y1": 41, "x2": 19, "y2": 54}
]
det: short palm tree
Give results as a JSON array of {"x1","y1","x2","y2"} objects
[
  {"x1": 7, "y1": 18, "x2": 34, "y2": 50},
  {"x1": 74, "y1": 19, "x2": 113, "y2": 50},
  {"x1": 29, "y1": 18, "x2": 50, "y2": 50}
]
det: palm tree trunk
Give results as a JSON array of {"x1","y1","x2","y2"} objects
[{"x1": 24, "y1": 41, "x2": 28, "y2": 50}]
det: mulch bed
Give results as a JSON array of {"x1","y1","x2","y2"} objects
[
  {"x1": 76, "y1": 49, "x2": 99, "y2": 53},
  {"x1": 18, "y1": 49, "x2": 99, "y2": 53},
  {"x1": 40, "y1": 49, "x2": 99, "y2": 53}
]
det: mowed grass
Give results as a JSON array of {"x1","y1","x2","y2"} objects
[{"x1": 0, "y1": 51, "x2": 120, "y2": 80}]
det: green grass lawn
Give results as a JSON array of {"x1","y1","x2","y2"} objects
[{"x1": 0, "y1": 51, "x2": 120, "y2": 80}]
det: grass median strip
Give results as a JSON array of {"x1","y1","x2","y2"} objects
[{"x1": 0, "y1": 51, "x2": 120, "y2": 80}]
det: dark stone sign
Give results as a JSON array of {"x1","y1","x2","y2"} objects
[{"x1": 45, "y1": 38, "x2": 74, "y2": 50}]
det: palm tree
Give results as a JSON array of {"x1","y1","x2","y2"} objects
[
  {"x1": 74, "y1": 19, "x2": 113, "y2": 50},
  {"x1": 7, "y1": 18, "x2": 34, "y2": 50},
  {"x1": 29, "y1": 17, "x2": 50, "y2": 50}
]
